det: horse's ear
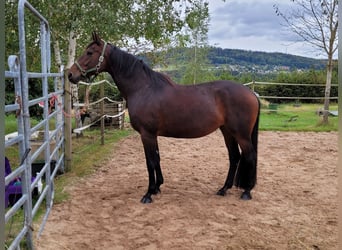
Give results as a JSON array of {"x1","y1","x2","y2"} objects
[{"x1": 92, "y1": 31, "x2": 101, "y2": 45}]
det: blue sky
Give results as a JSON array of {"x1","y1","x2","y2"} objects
[{"x1": 207, "y1": 0, "x2": 326, "y2": 59}]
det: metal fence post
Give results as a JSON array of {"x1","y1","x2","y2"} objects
[
  {"x1": 64, "y1": 72, "x2": 72, "y2": 172},
  {"x1": 18, "y1": 1, "x2": 34, "y2": 248}
]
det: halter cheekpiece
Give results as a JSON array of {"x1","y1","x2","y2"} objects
[{"x1": 75, "y1": 41, "x2": 107, "y2": 82}]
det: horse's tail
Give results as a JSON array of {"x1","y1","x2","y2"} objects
[
  {"x1": 251, "y1": 97, "x2": 261, "y2": 187},
  {"x1": 235, "y1": 97, "x2": 260, "y2": 190},
  {"x1": 252, "y1": 98, "x2": 260, "y2": 164},
  {"x1": 249, "y1": 97, "x2": 260, "y2": 189}
]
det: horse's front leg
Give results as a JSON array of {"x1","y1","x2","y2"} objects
[{"x1": 140, "y1": 134, "x2": 163, "y2": 204}]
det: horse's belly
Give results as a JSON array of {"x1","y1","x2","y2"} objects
[
  {"x1": 158, "y1": 110, "x2": 223, "y2": 138},
  {"x1": 160, "y1": 127, "x2": 217, "y2": 138}
]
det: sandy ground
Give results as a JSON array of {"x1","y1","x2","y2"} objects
[{"x1": 36, "y1": 131, "x2": 338, "y2": 250}]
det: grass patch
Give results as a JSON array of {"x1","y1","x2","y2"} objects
[
  {"x1": 5, "y1": 114, "x2": 20, "y2": 134},
  {"x1": 259, "y1": 103, "x2": 338, "y2": 132},
  {"x1": 5, "y1": 114, "x2": 48, "y2": 135}
]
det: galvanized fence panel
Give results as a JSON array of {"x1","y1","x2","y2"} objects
[{"x1": 4, "y1": 0, "x2": 65, "y2": 249}]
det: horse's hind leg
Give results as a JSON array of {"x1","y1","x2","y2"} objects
[
  {"x1": 140, "y1": 133, "x2": 163, "y2": 203},
  {"x1": 235, "y1": 138, "x2": 257, "y2": 200},
  {"x1": 217, "y1": 127, "x2": 241, "y2": 196}
]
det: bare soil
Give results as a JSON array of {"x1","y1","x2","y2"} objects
[{"x1": 36, "y1": 131, "x2": 338, "y2": 250}]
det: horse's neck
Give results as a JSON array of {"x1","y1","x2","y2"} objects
[
  {"x1": 106, "y1": 46, "x2": 161, "y2": 99},
  {"x1": 107, "y1": 65, "x2": 148, "y2": 100}
]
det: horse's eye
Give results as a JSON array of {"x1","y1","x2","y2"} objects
[{"x1": 87, "y1": 51, "x2": 93, "y2": 56}]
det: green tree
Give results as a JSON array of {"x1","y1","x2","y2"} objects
[
  {"x1": 274, "y1": 0, "x2": 338, "y2": 124},
  {"x1": 5, "y1": 0, "x2": 214, "y2": 70},
  {"x1": 181, "y1": 0, "x2": 213, "y2": 84}
]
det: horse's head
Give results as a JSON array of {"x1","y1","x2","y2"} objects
[{"x1": 68, "y1": 31, "x2": 108, "y2": 84}]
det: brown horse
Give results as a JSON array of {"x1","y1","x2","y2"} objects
[{"x1": 68, "y1": 32, "x2": 260, "y2": 203}]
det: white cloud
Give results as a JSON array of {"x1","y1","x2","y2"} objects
[{"x1": 208, "y1": 0, "x2": 326, "y2": 58}]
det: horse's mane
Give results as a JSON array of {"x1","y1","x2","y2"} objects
[{"x1": 109, "y1": 44, "x2": 176, "y2": 88}]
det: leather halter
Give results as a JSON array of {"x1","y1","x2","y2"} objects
[{"x1": 75, "y1": 41, "x2": 107, "y2": 82}]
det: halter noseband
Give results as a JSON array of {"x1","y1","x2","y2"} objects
[{"x1": 75, "y1": 41, "x2": 107, "y2": 82}]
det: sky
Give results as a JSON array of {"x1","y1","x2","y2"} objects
[{"x1": 207, "y1": 0, "x2": 326, "y2": 59}]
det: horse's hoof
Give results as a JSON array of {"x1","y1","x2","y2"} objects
[
  {"x1": 240, "y1": 191, "x2": 252, "y2": 200},
  {"x1": 216, "y1": 189, "x2": 226, "y2": 196},
  {"x1": 140, "y1": 195, "x2": 153, "y2": 204}
]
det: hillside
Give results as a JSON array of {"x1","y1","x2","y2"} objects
[
  {"x1": 207, "y1": 47, "x2": 326, "y2": 71},
  {"x1": 153, "y1": 47, "x2": 327, "y2": 74}
]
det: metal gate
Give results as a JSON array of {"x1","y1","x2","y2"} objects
[{"x1": 4, "y1": 0, "x2": 65, "y2": 249}]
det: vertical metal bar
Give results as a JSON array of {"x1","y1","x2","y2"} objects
[
  {"x1": 64, "y1": 70, "x2": 72, "y2": 172},
  {"x1": 53, "y1": 77, "x2": 59, "y2": 162},
  {"x1": 60, "y1": 65, "x2": 65, "y2": 173},
  {"x1": 18, "y1": 1, "x2": 34, "y2": 248},
  {"x1": 47, "y1": 28, "x2": 51, "y2": 73},
  {"x1": 40, "y1": 21, "x2": 53, "y2": 211},
  {"x1": 57, "y1": 65, "x2": 65, "y2": 172}
]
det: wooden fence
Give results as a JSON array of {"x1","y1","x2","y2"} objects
[
  {"x1": 72, "y1": 80, "x2": 126, "y2": 145},
  {"x1": 244, "y1": 81, "x2": 338, "y2": 115},
  {"x1": 245, "y1": 81, "x2": 338, "y2": 101}
]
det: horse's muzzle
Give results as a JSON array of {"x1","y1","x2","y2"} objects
[{"x1": 68, "y1": 72, "x2": 80, "y2": 84}]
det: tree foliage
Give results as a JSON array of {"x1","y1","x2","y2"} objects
[
  {"x1": 5, "y1": 0, "x2": 212, "y2": 69},
  {"x1": 180, "y1": 0, "x2": 213, "y2": 84},
  {"x1": 274, "y1": 0, "x2": 338, "y2": 57}
]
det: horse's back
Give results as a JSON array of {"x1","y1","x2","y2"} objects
[{"x1": 187, "y1": 80, "x2": 259, "y2": 114}]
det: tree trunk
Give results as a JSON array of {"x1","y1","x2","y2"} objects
[
  {"x1": 52, "y1": 39, "x2": 63, "y2": 136},
  {"x1": 64, "y1": 30, "x2": 77, "y2": 170},
  {"x1": 66, "y1": 30, "x2": 82, "y2": 135},
  {"x1": 53, "y1": 39, "x2": 62, "y2": 68},
  {"x1": 322, "y1": 54, "x2": 333, "y2": 124},
  {"x1": 66, "y1": 30, "x2": 77, "y2": 69}
]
